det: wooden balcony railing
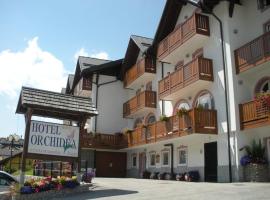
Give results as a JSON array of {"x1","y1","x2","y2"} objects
[
  {"x1": 127, "y1": 109, "x2": 217, "y2": 147},
  {"x1": 235, "y1": 32, "x2": 270, "y2": 74},
  {"x1": 81, "y1": 132, "x2": 128, "y2": 149},
  {"x1": 159, "y1": 57, "x2": 213, "y2": 99},
  {"x1": 123, "y1": 91, "x2": 157, "y2": 118},
  {"x1": 124, "y1": 57, "x2": 156, "y2": 87},
  {"x1": 239, "y1": 100, "x2": 270, "y2": 130},
  {"x1": 157, "y1": 13, "x2": 210, "y2": 59}
]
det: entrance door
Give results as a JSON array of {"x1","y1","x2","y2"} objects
[
  {"x1": 204, "y1": 142, "x2": 217, "y2": 182},
  {"x1": 139, "y1": 152, "x2": 146, "y2": 178}
]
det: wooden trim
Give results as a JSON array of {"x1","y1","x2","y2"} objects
[
  {"x1": 159, "y1": 57, "x2": 213, "y2": 100},
  {"x1": 235, "y1": 32, "x2": 270, "y2": 74},
  {"x1": 157, "y1": 13, "x2": 210, "y2": 59}
]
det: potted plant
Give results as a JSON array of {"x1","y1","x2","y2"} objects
[
  {"x1": 255, "y1": 92, "x2": 270, "y2": 108},
  {"x1": 176, "y1": 107, "x2": 188, "y2": 118},
  {"x1": 195, "y1": 104, "x2": 204, "y2": 111},
  {"x1": 240, "y1": 139, "x2": 269, "y2": 182},
  {"x1": 159, "y1": 115, "x2": 172, "y2": 134}
]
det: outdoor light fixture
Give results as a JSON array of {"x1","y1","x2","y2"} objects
[{"x1": 7, "y1": 134, "x2": 20, "y2": 173}]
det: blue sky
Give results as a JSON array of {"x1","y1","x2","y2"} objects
[{"x1": 0, "y1": 0, "x2": 165, "y2": 138}]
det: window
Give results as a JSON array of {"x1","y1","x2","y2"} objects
[
  {"x1": 264, "y1": 20, "x2": 270, "y2": 33},
  {"x1": 132, "y1": 154, "x2": 137, "y2": 167},
  {"x1": 162, "y1": 151, "x2": 169, "y2": 166},
  {"x1": 195, "y1": 91, "x2": 214, "y2": 109},
  {"x1": 178, "y1": 147, "x2": 188, "y2": 166},
  {"x1": 149, "y1": 153, "x2": 156, "y2": 166},
  {"x1": 260, "y1": 79, "x2": 270, "y2": 93},
  {"x1": 133, "y1": 118, "x2": 142, "y2": 129},
  {"x1": 146, "y1": 114, "x2": 156, "y2": 124},
  {"x1": 146, "y1": 81, "x2": 152, "y2": 91},
  {"x1": 258, "y1": 0, "x2": 270, "y2": 11}
]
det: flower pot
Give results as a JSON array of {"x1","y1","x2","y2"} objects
[{"x1": 243, "y1": 164, "x2": 269, "y2": 182}]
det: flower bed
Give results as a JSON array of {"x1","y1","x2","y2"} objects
[{"x1": 20, "y1": 176, "x2": 79, "y2": 194}]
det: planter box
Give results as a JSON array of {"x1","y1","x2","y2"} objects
[
  {"x1": 243, "y1": 164, "x2": 269, "y2": 182},
  {"x1": 13, "y1": 184, "x2": 92, "y2": 200}
]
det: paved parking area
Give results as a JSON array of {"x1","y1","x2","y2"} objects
[{"x1": 57, "y1": 178, "x2": 270, "y2": 200}]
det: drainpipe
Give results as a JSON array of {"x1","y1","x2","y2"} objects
[
  {"x1": 164, "y1": 143, "x2": 174, "y2": 179},
  {"x1": 94, "y1": 74, "x2": 99, "y2": 133},
  {"x1": 161, "y1": 62, "x2": 165, "y2": 115},
  {"x1": 182, "y1": 0, "x2": 233, "y2": 182}
]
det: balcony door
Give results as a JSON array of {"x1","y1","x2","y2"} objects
[{"x1": 204, "y1": 142, "x2": 217, "y2": 182}]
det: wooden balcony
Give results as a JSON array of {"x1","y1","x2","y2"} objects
[
  {"x1": 159, "y1": 57, "x2": 213, "y2": 100},
  {"x1": 239, "y1": 100, "x2": 270, "y2": 130},
  {"x1": 123, "y1": 91, "x2": 157, "y2": 118},
  {"x1": 81, "y1": 132, "x2": 128, "y2": 150},
  {"x1": 127, "y1": 109, "x2": 217, "y2": 147},
  {"x1": 157, "y1": 13, "x2": 210, "y2": 64},
  {"x1": 124, "y1": 57, "x2": 156, "y2": 89},
  {"x1": 235, "y1": 32, "x2": 270, "y2": 74},
  {"x1": 74, "y1": 77, "x2": 92, "y2": 97}
]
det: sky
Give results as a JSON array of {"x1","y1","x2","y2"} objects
[{"x1": 0, "y1": 0, "x2": 166, "y2": 138}]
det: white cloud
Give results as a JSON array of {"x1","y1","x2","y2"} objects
[
  {"x1": 90, "y1": 51, "x2": 109, "y2": 60},
  {"x1": 74, "y1": 48, "x2": 109, "y2": 61},
  {"x1": 0, "y1": 37, "x2": 68, "y2": 98}
]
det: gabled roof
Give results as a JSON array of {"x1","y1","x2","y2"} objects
[
  {"x1": 71, "y1": 56, "x2": 113, "y2": 92},
  {"x1": 148, "y1": 0, "x2": 241, "y2": 56},
  {"x1": 65, "y1": 74, "x2": 74, "y2": 94},
  {"x1": 78, "y1": 56, "x2": 111, "y2": 71},
  {"x1": 122, "y1": 35, "x2": 153, "y2": 73},
  {"x1": 81, "y1": 59, "x2": 123, "y2": 79},
  {"x1": 130, "y1": 35, "x2": 153, "y2": 53},
  {"x1": 16, "y1": 87, "x2": 98, "y2": 121}
]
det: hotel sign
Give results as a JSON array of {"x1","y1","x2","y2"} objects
[{"x1": 28, "y1": 121, "x2": 79, "y2": 158}]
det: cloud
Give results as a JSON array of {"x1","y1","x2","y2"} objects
[
  {"x1": 74, "y1": 48, "x2": 109, "y2": 61},
  {"x1": 90, "y1": 51, "x2": 109, "y2": 60},
  {"x1": 0, "y1": 37, "x2": 67, "y2": 98}
]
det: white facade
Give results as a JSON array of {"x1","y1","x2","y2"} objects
[{"x1": 71, "y1": 0, "x2": 270, "y2": 182}]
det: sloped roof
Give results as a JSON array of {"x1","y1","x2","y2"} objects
[
  {"x1": 122, "y1": 35, "x2": 153, "y2": 73},
  {"x1": 16, "y1": 87, "x2": 98, "y2": 120},
  {"x1": 81, "y1": 58, "x2": 123, "y2": 79},
  {"x1": 71, "y1": 56, "x2": 112, "y2": 92},
  {"x1": 130, "y1": 35, "x2": 153, "y2": 53},
  {"x1": 78, "y1": 56, "x2": 111, "y2": 71}
]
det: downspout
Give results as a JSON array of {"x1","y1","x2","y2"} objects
[
  {"x1": 164, "y1": 143, "x2": 174, "y2": 178},
  {"x1": 183, "y1": 0, "x2": 233, "y2": 182},
  {"x1": 94, "y1": 74, "x2": 99, "y2": 133},
  {"x1": 161, "y1": 62, "x2": 165, "y2": 115}
]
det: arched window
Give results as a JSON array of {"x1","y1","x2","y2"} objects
[
  {"x1": 134, "y1": 118, "x2": 142, "y2": 129},
  {"x1": 254, "y1": 77, "x2": 270, "y2": 95},
  {"x1": 173, "y1": 100, "x2": 190, "y2": 115},
  {"x1": 194, "y1": 90, "x2": 214, "y2": 109},
  {"x1": 144, "y1": 113, "x2": 156, "y2": 125}
]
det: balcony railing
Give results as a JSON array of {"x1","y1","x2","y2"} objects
[
  {"x1": 124, "y1": 57, "x2": 156, "y2": 88},
  {"x1": 239, "y1": 100, "x2": 270, "y2": 130},
  {"x1": 157, "y1": 13, "x2": 210, "y2": 59},
  {"x1": 123, "y1": 91, "x2": 157, "y2": 118},
  {"x1": 235, "y1": 32, "x2": 270, "y2": 74},
  {"x1": 127, "y1": 109, "x2": 217, "y2": 147},
  {"x1": 81, "y1": 132, "x2": 127, "y2": 149},
  {"x1": 158, "y1": 57, "x2": 213, "y2": 99}
]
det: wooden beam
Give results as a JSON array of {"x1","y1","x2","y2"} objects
[{"x1": 20, "y1": 108, "x2": 32, "y2": 184}]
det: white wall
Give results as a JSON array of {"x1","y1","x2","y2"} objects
[{"x1": 90, "y1": 74, "x2": 128, "y2": 134}]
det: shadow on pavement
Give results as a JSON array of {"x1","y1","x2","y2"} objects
[{"x1": 69, "y1": 188, "x2": 138, "y2": 200}]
